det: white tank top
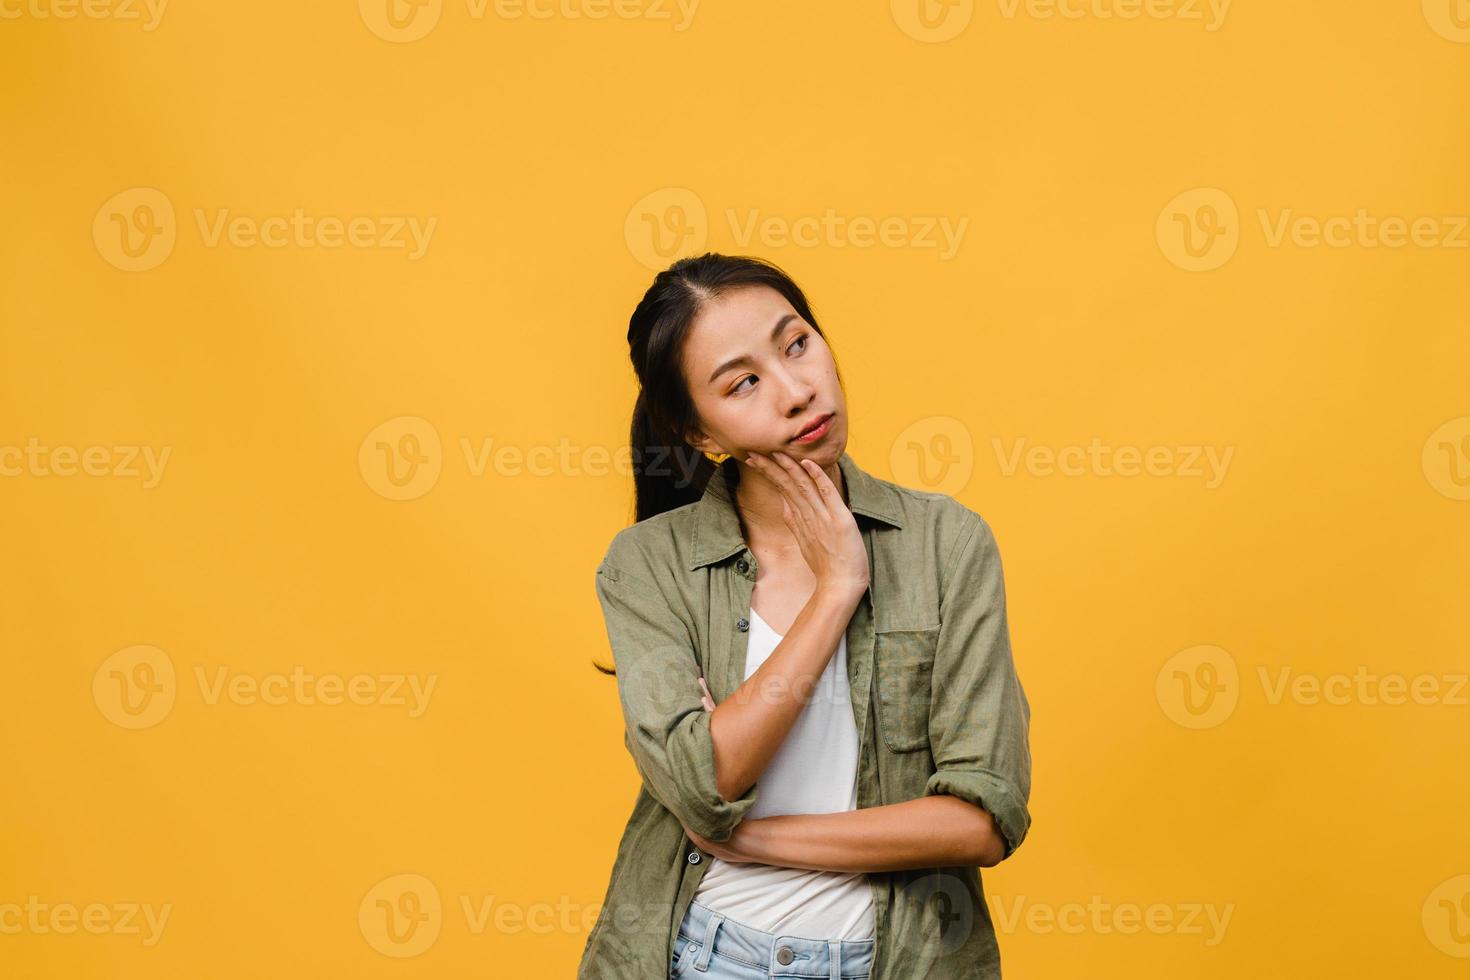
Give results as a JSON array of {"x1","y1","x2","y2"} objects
[{"x1": 690, "y1": 605, "x2": 876, "y2": 941}]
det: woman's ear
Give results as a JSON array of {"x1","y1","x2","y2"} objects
[{"x1": 685, "y1": 430, "x2": 724, "y2": 459}]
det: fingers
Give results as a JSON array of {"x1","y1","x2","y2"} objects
[
  {"x1": 795, "y1": 457, "x2": 842, "y2": 516},
  {"x1": 747, "y1": 451, "x2": 824, "y2": 528}
]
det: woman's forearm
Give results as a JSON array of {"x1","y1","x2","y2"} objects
[
  {"x1": 735, "y1": 795, "x2": 1006, "y2": 872},
  {"x1": 708, "y1": 587, "x2": 862, "y2": 801}
]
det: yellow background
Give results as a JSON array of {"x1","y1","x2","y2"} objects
[{"x1": 2, "y1": 0, "x2": 1468, "y2": 976}]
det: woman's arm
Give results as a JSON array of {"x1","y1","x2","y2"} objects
[
  {"x1": 706, "y1": 586, "x2": 862, "y2": 801},
  {"x1": 704, "y1": 452, "x2": 869, "y2": 802},
  {"x1": 685, "y1": 506, "x2": 1030, "y2": 871},
  {"x1": 683, "y1": 799, "x2": 1008, "y2": 872}
]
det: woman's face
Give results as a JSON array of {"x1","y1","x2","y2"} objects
[{"x1": 679, "y1": 283, "x2": 848, "y2": 465}]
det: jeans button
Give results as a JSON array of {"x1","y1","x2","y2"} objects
[{"x1": 775, "y1": 944, "x2": 794, "y2": 965}]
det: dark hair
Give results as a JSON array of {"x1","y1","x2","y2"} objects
[{"x1": 591, "y1": 252, "x2": 841, "y2": 676}]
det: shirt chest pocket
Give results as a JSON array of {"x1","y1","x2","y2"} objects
[{"x1": 873, "y1": 626, "x2": 940, "y2": 753}]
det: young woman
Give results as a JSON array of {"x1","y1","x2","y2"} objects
[{"x1": 579, "y1": 253, "x2": 1032, "y2": 980}]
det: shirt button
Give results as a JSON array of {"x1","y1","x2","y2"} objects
[
  {"x1": 736, "y1": 618, "x2": 749, "y2": 632},
  {"x1": 687, "y1": 850, "x2": 702, "y2": 865},
  {"x1": 736, "y1": 558, "x2": 749, "y2": 573}
]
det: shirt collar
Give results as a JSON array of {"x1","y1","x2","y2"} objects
[{"x1": 687, "y1": 450, "x2": 906, "y2": 570}]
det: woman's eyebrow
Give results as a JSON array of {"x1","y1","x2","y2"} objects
[{"x1": 706, "y1": 313, "x2": 799, "y2": 384}]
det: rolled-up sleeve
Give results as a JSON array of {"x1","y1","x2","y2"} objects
[
  {"x1": 924, "y1": 511, "x2": 1033, "y2": 861},
  {"x1": 595, "y1": 540, "x2": 759, "y2": 842}
]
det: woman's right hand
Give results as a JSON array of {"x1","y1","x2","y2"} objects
[{"x1": 744, "y1": 451, "x2": 869, "y2": 602}]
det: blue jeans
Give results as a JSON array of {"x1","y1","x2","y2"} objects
[{"x1": 670, "y1": 900, "x2": 874, "y2": 979}]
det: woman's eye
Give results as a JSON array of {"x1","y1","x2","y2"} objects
[{"x1": 730, "y1": 336, "x2": 805, "y2": 394}]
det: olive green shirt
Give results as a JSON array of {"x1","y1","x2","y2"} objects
[{"x1": 579, "y1": 451, "x2": 1032, "y2": 979}]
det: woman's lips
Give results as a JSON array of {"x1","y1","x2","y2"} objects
[{"x1": 791, "y1": 413, "x2": 835, "y2": 443}]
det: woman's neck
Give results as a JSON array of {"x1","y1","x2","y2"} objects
[{"x1": 732, "y1": 458, "x2": 848, "y2": 552}]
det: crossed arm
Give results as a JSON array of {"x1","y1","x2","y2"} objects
[
  {"x1": 596, "y1": 512, "x2": 1031, "y2": 876},
  {"x1": 687, "y1": 675, "x2": 1006, "y2": 871},
  {"x1": 679, "y1": 788, "x2": 1008, "y2": 872}
]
